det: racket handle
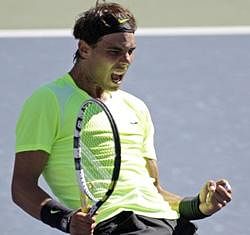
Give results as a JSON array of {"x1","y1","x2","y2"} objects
[
  {"x1": 80, "y1": 194, "x2": 89, "y2": 213},
  {"x1": 80, "y1": 194, "x2": 97, "y2": 217}
]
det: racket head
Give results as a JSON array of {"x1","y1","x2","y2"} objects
[{"x1": 73, "y1": 98, "x2": 121, "y2": 216}]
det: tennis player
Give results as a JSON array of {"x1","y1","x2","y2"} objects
[{"x1": 12, "y1": 1, "x2": 232, "y2": 235}]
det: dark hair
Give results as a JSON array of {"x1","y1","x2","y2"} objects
[{"x1": 73, "y1": 1, "x2": 137, "y2": 62}]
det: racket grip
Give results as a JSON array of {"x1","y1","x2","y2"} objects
[
  {"x1": 80, "y1": 194, "x2": 89, "y2": 213},
  {"x1": 81, "y1": 207, "x2": 89, "y2": 213}
]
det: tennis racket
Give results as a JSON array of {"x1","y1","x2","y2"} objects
[{"x1": 73, "y1": 98, "x2": 121, "y2": 217}]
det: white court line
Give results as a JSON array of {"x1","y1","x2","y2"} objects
[
  {"x1": 1, "y1": 27, "x2": 250, "y2": 38},
  {"x1": 0, "y1": 29, "x2": 72, "y2": 38},
  {"x1": 136, "y1": 26, "x2": 250, "y2": 36}
]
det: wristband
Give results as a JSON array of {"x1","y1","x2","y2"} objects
[
  {"x1": 40, "y1": 199, "x2": 74, "y2": 233},
  {"x1": 179, "y1": 195, "x2": 210, "y2": 220}
]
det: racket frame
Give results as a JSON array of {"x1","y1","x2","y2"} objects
[{"x1": 73, "y1": 98, "x2": 121, "y2": 217}]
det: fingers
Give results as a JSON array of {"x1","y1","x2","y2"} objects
[
  {"x1": 206, "y1": 179, "x2": 232, "y2": 195},
  {"x1": 216, "y1": 179, "x2": 232, "y2": 193},
  {"x1": 203, "y1": 180, "x2": 216, "y2": 204},
  {"x1": 207, "y1": 180, "x2": 216, "y2": 192},
  {"x1": 215, "y1": 180, "x2": 232, "y2": 205},
  {"x1": 199, "y1": 179, "x2": 232, "y2": 216},
  {"x1": 209, "y1": 188, "x2": 228, "y2": 208},
  {"x1": 199, "y1": 180, "x2": 215, "y2": 203},
  {"x1": 206, "y1": 179, "x2": 232, "y2": 209},
  {"x1": 70, "y1": 211, "x2": 96, "y2": 235}
]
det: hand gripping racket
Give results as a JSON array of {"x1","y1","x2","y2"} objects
[{"x1": 73, "y1": 98, "x2": 121, "y2": 217}]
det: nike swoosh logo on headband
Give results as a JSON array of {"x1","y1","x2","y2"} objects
[{"x1": 118, "y1": 18, "x2": 129, "y2": 24}]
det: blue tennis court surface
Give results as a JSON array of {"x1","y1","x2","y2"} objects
[{"x1": 1, "y1": 35, "x2": 250, "y2": 234}]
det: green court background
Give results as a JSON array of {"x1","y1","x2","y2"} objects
[{"x1": 1, "y1": 0, "x2": 250, "y2": 29}]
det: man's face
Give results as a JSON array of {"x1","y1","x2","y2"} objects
[{"x1": 86, "y1": 32, "x2": 136, "y2": 91}]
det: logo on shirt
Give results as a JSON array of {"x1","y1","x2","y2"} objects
[{"x1": 130, "y1": 121, "x2": 138, "y2": 124}]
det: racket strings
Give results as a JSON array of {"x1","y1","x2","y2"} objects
[
  {"x1": 81, "y1": 144, "x2": 115, "y2": 199},
  {"x1": 80, "y1": 104, "x2": 116, "y2": 200},
  {"x1": 81, "y1": 141, "x2": 113, "y2": 179}
]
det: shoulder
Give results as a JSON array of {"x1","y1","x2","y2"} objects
[
  {"x1": 18, "y1": 84, "x2": 59, "y2": 122},
  {"x1": 24, "y1": 85, "x2": 56, "y2": 106},
  {"x1": 24, "y1": 74, "x2": 75, "y2": 107}
]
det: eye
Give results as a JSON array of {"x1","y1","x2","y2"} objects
[
  {"x1": 128, "y1": 48, "x2": 135, "y2": 55},
  {"x1": 107, "y1": 49, "x2": 121, "y2": 56}
]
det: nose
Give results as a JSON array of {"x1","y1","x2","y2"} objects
[{"x1": 120, "y1": 52, "x2": 133, "y2": 64}]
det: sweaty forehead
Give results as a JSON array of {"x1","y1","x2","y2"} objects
[{"x1": 99, "y1": 32, "x2": 136, "y2": 48}]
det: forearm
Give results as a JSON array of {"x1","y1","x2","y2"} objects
[
  {"x1": 12, "y1": 180, "x2": 79, "y2": 233},
  {"x1": 157, "y1": 186, "x2": 182, "y2": 212},
  {"x1": 146, "y1": 159, "x2": 206, "y2": 218},
  {"x1": 146, "y1": 159, "x2": 182, "y2": 212},
  {"x1": 158, "y1": 186, "x2": 210, "y2": 220},
  {"x1": 12, "y1": 151, "x2": 79, "y2": 233},
  {"x1": 146, "y1": 158, "x2": 232, "y2": 220},
  {"x1": 12, "y1": 178, "x2": 51, "y2": 220}
]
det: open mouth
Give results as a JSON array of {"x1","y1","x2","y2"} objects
[{"x1": 111, "y1": 71, "x2": 125, "y2": 84}]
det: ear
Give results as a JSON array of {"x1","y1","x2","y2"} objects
[{"x1": 78, "y1": 40, "x2": 91, "y2": 59}]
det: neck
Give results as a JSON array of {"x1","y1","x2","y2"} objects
[{"x1": 69, "y1": 64, "x2": 111, "y2": 100}]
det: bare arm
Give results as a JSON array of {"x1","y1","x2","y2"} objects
[
  {"x1": 146, "y1": 159, "x2": 232, "y2": 218},
  {"x1": 146, "y1": 159, "x2": 182, "y2": 212},
  {"x1": 11, "y1": 150, "x2": 52, "y2": 219},
  {"x1": 12, "y1": 150, "x2": 96, "y2": 234}
]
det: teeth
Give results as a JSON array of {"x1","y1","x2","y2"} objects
[
  {"x1": 111, "y1": 73, "x2": 122, "y2": 83},
  {"x1": 113, "y1": 71, "x2": 126, "y2": 75}
]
